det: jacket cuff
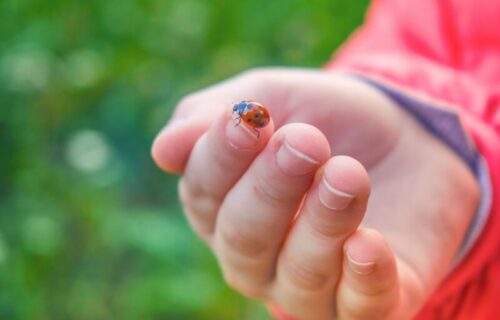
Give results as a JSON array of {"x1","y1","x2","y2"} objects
[{"x1": 343, "y1": 73, "x2": 492, "y2": 264}]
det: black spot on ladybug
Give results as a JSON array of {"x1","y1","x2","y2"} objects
[
  {"x1": 247, "y1": 118, "x2": 252, "y2": 122},
  {"x1": 259, "y1": 121, "x2": 265, "y2": 127},
  {"x1": 254, "y1": 113, "x2": 260, "y2": 118}
]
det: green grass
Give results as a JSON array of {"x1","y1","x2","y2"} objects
[{"x1": 0, "y1": 0, "x2": 368, "y2": 318}]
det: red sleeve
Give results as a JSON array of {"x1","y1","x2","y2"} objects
[{"x1": 327, "y1": 0, "x2": 500, "y2": 319}]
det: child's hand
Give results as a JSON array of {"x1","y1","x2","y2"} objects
[{"x1": 152, "y1": 69, "x2": 479, "y2": 320}]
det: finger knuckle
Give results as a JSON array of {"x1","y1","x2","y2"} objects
[
  {"x1": 212, "y1": 143, "x2": 245, "y2": 168},
  {"x1": 282, "y1": 257, "x2": 328, "y2": 292},
  {"x1": 218, "y1": 223, "x2": 269, "y2": 260},
  {"x1": 308, "y1": 214, "x2": 350, "y2": 240},
  {"x1": 178, "y1": 179, "x2": 220, "y2": 235},
  {"x1": 341, "y1": 294, "x2": 392, "y2": 320},
  {"x1": 222, "y1": 269, "x2": 267, "y2": 299},
  {"x1": 357, "y1": 281, "x2": 395, "y2": 297},
  {"x1": 253, "y1": 175, "x2": 290, "y2": 208},
  {"x1": 179, "y1": 178, "x2": 222, "y2": 211}
]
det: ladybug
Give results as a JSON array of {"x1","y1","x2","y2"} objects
[{"x1": 232, "y1": 100, "x2": 270, "y2": 138}]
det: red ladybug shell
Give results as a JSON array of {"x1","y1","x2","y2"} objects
[{"x1": 240, "y1": 102, "x2": 270, "y2": 129}]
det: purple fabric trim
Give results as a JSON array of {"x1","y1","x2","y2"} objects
[
  {"x1": 360, "y1": 78, "x2": 479, "y2": 175},
  {"x1": 353, "y1": 76, "x2": 492, "y2": 262}
]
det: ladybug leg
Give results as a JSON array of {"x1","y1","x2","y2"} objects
[
  {"x1": 234, "y1": 116, "x2": 242, "y2": 127},
  {"x1": 252, "y1": 127, "x2": 260, "y2": 138}
]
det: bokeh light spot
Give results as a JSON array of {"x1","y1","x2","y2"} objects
[
  {"x1": 66, "y1": 129, "x2": 111, "y2": 173},
  {"x1": 1, "y1": 46, "x2": 53, "y2": 91}
]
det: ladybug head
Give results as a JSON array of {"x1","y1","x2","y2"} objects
[{"x1": 233, "y1": 101, "x2": 247, "y2": 113}]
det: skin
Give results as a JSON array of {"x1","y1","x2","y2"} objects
[{"x1": 151, "y1": 68, "x2": 480, "y2": 320}]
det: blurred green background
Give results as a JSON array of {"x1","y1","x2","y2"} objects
[{"x1": 0, "y1": 0, "x2": 368, "y2": 319}]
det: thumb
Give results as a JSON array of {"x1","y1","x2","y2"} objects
[
  {"x1": 151, "y1": 116, "x2": 211, "y2": 174},
  {"x1": 337, "y1": 228, "x2": 400, "y2": 320}
]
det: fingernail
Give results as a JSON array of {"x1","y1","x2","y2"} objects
[
  {"x1": 276, "y1": 140, "x2": 319, "y2": 175},
  {"x1": 225, "y1": 118, "x2": 259, "y2": 150},
  {"x1": 319, "y1": 179, "x2": 355, "y2": 210},
  {"x1": 346, "y1": 250, "x2": 375, "y2": 275}
]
